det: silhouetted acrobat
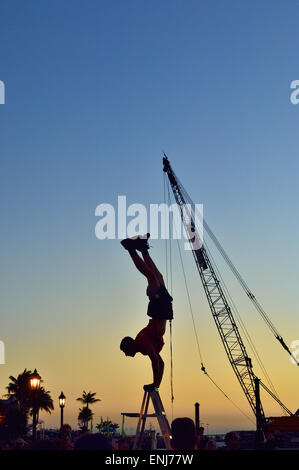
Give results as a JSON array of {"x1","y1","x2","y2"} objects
[{"x1": 120, "y1": 233, "x2": 173, "y2": 391}]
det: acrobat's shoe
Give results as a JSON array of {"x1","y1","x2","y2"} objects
[
  {"x1": 134, "y1": 233, "x2": 150, "y2": 253},
  {"x1": 143, "y1": 384, "x2": 158, "y2": 392},
  {"x1": 120, "y1": 237, "x2": 136, "y2": 251},
  {"x1": 120, "y1": 233, "x2": 150, "y2": 252}
]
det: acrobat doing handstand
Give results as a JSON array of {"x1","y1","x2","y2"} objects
[{"x1": 120, "y1": 234, "x2": 173, "y2": 391}]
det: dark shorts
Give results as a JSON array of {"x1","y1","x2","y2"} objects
[{"x1": 146, "y1": 284, "x2": 173, "y2": 320}]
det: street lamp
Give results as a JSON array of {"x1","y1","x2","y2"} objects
[
  {"x1": 30, "y1": 369, "x2": 41, "y2": 440},
  {"x1": 194, "y1": 403, "x2": 200, "y2": 432},
  {"x1": 30, "y1": 369, "x2": 41, "y2": 391},
  {"x1": 59, "y1": 392, "x2": 66, "y2": 428}
]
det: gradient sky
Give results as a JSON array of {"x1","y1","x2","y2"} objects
[{"x1": 1, "y1": 1, "x2": 299, "y2": 434}]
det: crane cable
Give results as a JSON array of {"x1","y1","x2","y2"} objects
[
  {"x1": 176, "y1": 176, "x2": 293, "y2": 400},
  {"x1": 164, "y1": 174, "x2": 255, "y2": 425},
  {"x1": 175, "y1": 216, "x2": 255, "y2": 425},
  {"x1": 164, "y1": 174, "x2": 174, "y2": 421},
  {"x1": 174, "y1": 175, "x2": 286, "y2": 413},
  {"x1": 204, "y1": 242, "x2": 278, "y2": 393},
  {"x1": 203, "y1": 242, "x2": 287, "y2": 416},
  {"x1": 175, "y1": 172, "x2": 298, "y2": 366}
]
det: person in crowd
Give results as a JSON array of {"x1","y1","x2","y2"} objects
[
  {"x1": 170, "y1": 418, "x2": 196, "y2": 450},
  {"x1": 224, "y1": 431, "x2": 241, "y2": 450},
  {"x1": 197, "y1": 426, "x2": 208, "y2": 450},
  {"x1": 264, "y1": 432, "x2": 278, "y2": 450},
  {"x1": 74, "y1": 433, "x2": 111, "y2": 450},
  {"x1": 117, "y1": 437, "x2": 131, "y2": 450},
  {"x1": 31, "y1": 439, "x2": 60, "y2": 450},
  {"x1": 58, "y1": 424, "x2": 73, "y2": 450},
  {"x1": 205, "y1": 439, "x2": 217, "y2": 450},
  {"x1": 13, "y1": 438, "x2": 29, "y2": 450}
]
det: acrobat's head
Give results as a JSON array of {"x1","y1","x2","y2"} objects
[{"x1": 120, "y1": 336, "x2": 137, "y2": 357}]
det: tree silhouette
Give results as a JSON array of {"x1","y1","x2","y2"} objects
[
  {"x1": 96, "y1": 417, "x2": 119, "y2": 434},
  {"x1": 6, "y1": 369, "x2": 34, "y2": 414},
  {"x1": 5, "y1": 369, "x2": 54, "y2": 426},
  {"x1": 29, "y1": 387, "x2": 54, "y2": 423},
  {"x1": 76, "y1": 391, "x2": 101, "y2": 409},
  {"x1": 78, "y1": 406, "x2": 93, "y2": 429}
]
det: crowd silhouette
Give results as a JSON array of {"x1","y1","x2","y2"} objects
[{"x1": 0, "y1": 417, "x2": 284, "y2": 451}]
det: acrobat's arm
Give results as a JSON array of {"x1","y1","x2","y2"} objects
[{"x1": 145, "y1": 350, "x2": 164, "y2": 390}]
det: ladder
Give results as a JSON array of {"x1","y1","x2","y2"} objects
[{"x1": 133, "y1": 388, "x2": 172, "y2": 450}]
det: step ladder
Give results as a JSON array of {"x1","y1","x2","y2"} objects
[{"x1": 133, "y1": 387, "x2": 172, "y2": 450}]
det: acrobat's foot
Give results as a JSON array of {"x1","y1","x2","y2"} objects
[
  {"x1": 143, "y1": 383, "x2": 158, "y2": 392},
  {"x1": 134, "y1": 233, "x2": 150, "y2": 253},
  {"x1": 121, "y1": 233, "x2": 150, "y2": 253},
  {"x1": 120, "y1": 237, "x2": 136, "y2": 251}
]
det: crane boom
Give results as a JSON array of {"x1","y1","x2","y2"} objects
[{"x1": 163, "y1": 155, "x2": 265, "y2": 420}]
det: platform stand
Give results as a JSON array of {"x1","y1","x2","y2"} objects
[{"x1": 133, "y1": 387, "x2": 172, "y2": 450}]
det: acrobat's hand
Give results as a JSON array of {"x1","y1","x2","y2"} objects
[{"x1": 143, "y1": 383, "x2": 158, "y2": 392}]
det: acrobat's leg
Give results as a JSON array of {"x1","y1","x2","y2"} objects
[
  {"x1": 127, "y1": 250, "x2": 160, "y2": 291},
  {"x1": 141, "y1": 251, "x2": 165, "y2": 286}
]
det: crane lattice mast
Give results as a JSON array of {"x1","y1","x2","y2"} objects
[{"x1": 163, "y1": 155, "x2": 265, "y2": 421}]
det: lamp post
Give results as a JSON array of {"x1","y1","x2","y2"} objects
[
  {"x1": 30, "y1": 369, "x2": 41, "y2": 440},
  {"x1": 194, "y1": 402, "x2": 200, "y2": 432},
  {"x1": 59, "y1": 392, "x2": 66, "y2": 428}
]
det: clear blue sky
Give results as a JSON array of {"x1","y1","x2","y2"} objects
[{"x1": 1, "y1": 1, "x2": 299, "y2": 432}]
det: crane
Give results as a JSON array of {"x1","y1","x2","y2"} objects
[{"x1": 162, "y1": 155, "x2": 295, "y2": 439}]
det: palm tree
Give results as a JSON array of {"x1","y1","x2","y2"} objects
[
  {"x1": 78, "y1": 406, "x2": 93, "y2": 430},
  {"x1": 6, "y1": 369, "x2": 35, "y2": 414},
  {"x1": 29, "y1": 387, "x2": 54, "y2": 423},
  {"x1": 96, "y1": 418, "x2": 119, "y2": 434},
  {"x1": 76, "y1": 391, "x2": 101, "y2": 409},
  {"x1": 6, "y1": 370, "x2": 54, "y2": 427}
]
